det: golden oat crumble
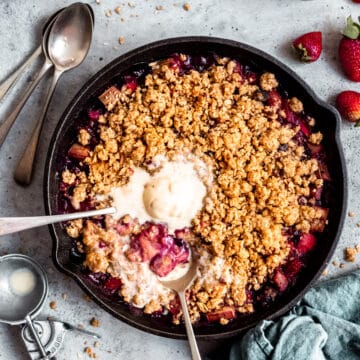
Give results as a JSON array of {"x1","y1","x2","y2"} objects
[
  {"x1": 289, "y1": 97, "x2": 303, "y2": 113},
  {"x1": 63, "y1": 55, "x2": 326, "y2": 323}
]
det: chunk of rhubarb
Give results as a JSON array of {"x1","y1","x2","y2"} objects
[
  {"x1": 98, "y1": 86, "x2": 122, "y2": 109},
  {"x1": 206, "y1": 306, "x2": 236, "y2": 323},
  {"x1": 68, "y1": 144, "x2": 89, "y2": 160},
  {"x1": 273, "y1": 269, "x2": 288, "y2": 291},
  {"x1": 297, "y1": 233, "x2": 316, "y2": 255},
  {"x1": 103, "y1": 277, "x2": 122, "y2": 291},
  {"x1": 150, "y1": 253, "x2": 176, "y2": 277}
]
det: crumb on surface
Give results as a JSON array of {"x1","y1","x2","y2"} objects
[
  {"x1": 105, "y1": 9, "x2": 112, "y2": 17},
  {"x1": 90, "y1": 317, "x2": 100, "y2": 327},
  {"x1": 155, "y1": 5, "x2": 164, "y2": 10},
  {"x1": 118, "y1": 36, "x2": 125, "y2": 45},
  {"x1": 95, "y1": 0, "x2": 100, "y2": 4},
  {"x1": 49, "y1": 301, "x2": 56, "y2": 310},
  {"x1": 332, "y1": 260, "x2": 338, "y2": 267},
  {"x1": 61, "y1": 293, "x2": 67, "y2": 301},
  {"x1": 183, "y1": 2, "x2": 191, "y2": 10},
  {"x1": 349, "y1": 211, "x2": 356, "y2": 217},
  {"x1": 84, "y1": 294, "x2": 92, "y2": 302},
  {"x1": 340, "y1": 263, "x2": 345, "y2": 269},
  {"x1": 94, "y1": 341, "x2": 99, "y2": 348},
  {"x1": 345, "y1": 247, "x2": 357, "y2": 262},
  {"x1": 321, "y1": 268, "x2": 328, "y2": 276},
  {"x1": 115, "y1": 6, "x2": 122, "y2": 14},
  {"x1": 78, "y1": 324, "x2": 84, "y2": 330},
  {"x1": 84, "y1": 346, "x2": 97, "y2": 359}
]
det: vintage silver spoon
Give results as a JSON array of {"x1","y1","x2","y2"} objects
[
  {"x1": 14, "y1": 2, "x2": 93, "y2": 185},
  {"x1": 0, "y1": 16, "x2": 57, "y2": 149},
  {"x1": 0, "y1": 207, "x2": 115, "y2": 236},
  {"x1": 0, "y1": 7, "x2": 66, "y2": 103},
  {"x1": 159, "y1": 256, "x2": 201, "y2": 360}
]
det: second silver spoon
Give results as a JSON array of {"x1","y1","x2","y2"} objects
[{"x1": 14, "y1": 3, "x2": 93, "y2": 185}]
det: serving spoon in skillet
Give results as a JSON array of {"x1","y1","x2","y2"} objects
[
  {"x1": 159, "y1": 255, "x2": 201, "y2": 360},
  {"x1": 0, "y1": 207, "x2": 116, "y2": 236}
]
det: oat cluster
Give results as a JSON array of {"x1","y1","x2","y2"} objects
[{"x1": 64, "y1": 55, "x2": 325, "y2": 323}]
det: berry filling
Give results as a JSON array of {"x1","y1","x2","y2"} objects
[{"x1": 57, "y1": 52, "x2": 332, "y2": 326}]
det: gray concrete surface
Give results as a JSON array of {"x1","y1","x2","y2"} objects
[{"x1": 0, "y1": 0, "x2": 360, "y2": 359}]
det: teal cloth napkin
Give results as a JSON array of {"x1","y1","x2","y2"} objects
[{"x1": 230, "y1": 270, "x2": 360, "y2": 360}]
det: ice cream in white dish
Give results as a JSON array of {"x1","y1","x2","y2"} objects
[{"x1": 110, "y1": 156, "x2": 209, "y2": 233}]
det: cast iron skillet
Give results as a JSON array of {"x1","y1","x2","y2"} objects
[{"x1": 44, "y1": 37, "x2": 347, "y2": 340}]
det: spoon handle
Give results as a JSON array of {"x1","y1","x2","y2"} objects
[
  {"x1": 14, "y1": 67, "x2": 62, "y2": 185},
  {"x1": 0, "y1": 207, "x2": 116, "y2": 236},
  {"x1": 0, "y1": 59, "x2": 52, "y2": 150},
  {"x1": 0, "y1": 45, "x2": 42, "y2": 101},
  {"x1": 25, "y1": 315, "x2": 49, "y2": 359},
  {"x1": 178, "y1": 291, "x2": 202, "y2": 360}
]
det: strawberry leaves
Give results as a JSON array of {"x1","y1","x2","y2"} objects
[{"x1": 343, "y1": 16, "x2": 360, "y2": 40}]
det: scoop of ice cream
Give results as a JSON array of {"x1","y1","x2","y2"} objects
[{"x1": 143, "y1": 164, "x2": 206, "y2": 230}]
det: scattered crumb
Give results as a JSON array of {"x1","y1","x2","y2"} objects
[
  {"x1": 348, "y1": 211, "x2": 356, "y2": 218},
  {"x1": 121, "y1": 17, "x2": 125, "y2": 22},
  {"x1": 321, "y1": 268, "x2": 328, "y2": 276},
  {"x1": 115, "y1": 6, "x2": 122, "y2": 14},
  {"x1": 84, "y1": 340, "x2": 88, "y2": 345},
  {"x1": 95, "y1": 0, "x2": 100, "y2": 4},
  {"x1": 84, "y1": 346, "x2": 97, "y2": 359},
  {"x1": 356, "y1": 244, "x2": 360, "y2": 252},
  {"x1": 357, "y1": 223, "x2": 360, "y2": 227},
  {"x1": 340, "y1": 263, "x2": 345, "y2": 269},
  {"x1": 128, "y1": 2, "x2": 135, "y2": 7},
  {"x1": 94, "y1": 341, "x2": 99, "y2": 348},
  {"x1": 61, "y1": 293, "x2": 67, "y2": 301},
  {"x1": 345, "y1": 247, "x2": 357, "y2": 262},
  {"x1": 332, "y1": 260, "x2": 338, "y2": 267},
  {"x1": 90, "y1": 317, "x2": 100, "y2": 327},
  {"x1": 118, "y1": 36, "x2": 125, "y2": 45},
  {"x1": 77, "y1": 352, "x2": 84, "y2": 359},
  {"x1": 78, "y1": 324, "x2": 84, "y2": 330},
  {"x1": 155, "y1": 5, "x2": 164, "y2": 10},
  {"x1": 49, "y1": 301, "x2": 57, "y2": 310},
  {"x1": 105, "y1": 9, "x2": 112, "y2": 17},
  {"x1": 83, "y1": 294, "x2": 92, "y2": 302},
  {"x1": 183, "y1": 2, "x2": 191, "y2": 10},
  {"x1": 358, "y1": 264, "x2": 360, "y2": 269}
]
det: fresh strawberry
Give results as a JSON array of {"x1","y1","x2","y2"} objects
[
  {"x1": 292, "y1": 31, "x2": 322, "y2": 62},
  {"x1": 336, "y1": 90, "x2": 360, "y2": 122},
  {"x1": 297, "y1": 233, "x2": 316, "y2": 255},
  {"x1": 339, "y1": 17, "x2": 360, "y2": 81}
]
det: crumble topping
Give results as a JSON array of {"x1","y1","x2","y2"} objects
[{"x1": 62, "y1": 54, "x2": 329, "y2": 324}]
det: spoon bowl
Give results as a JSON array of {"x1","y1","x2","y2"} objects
[
  {"x1": 14, "y1": 2, "x2": 94, "y2": 185},
  {"x1": 48, "y1": 4, "x2": 93, "y2": 70},
  {"x1": 159, "y1": 255, "x2": 201, "y2": 360}
]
